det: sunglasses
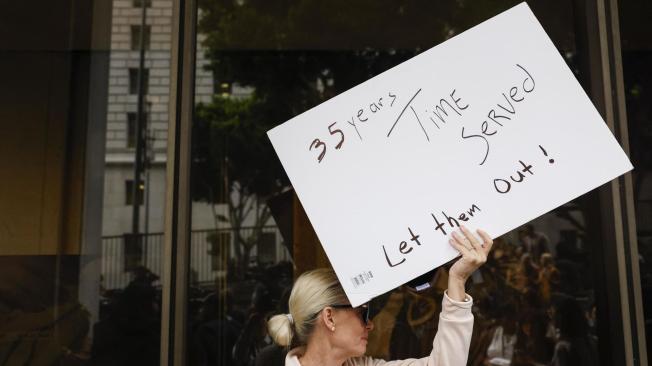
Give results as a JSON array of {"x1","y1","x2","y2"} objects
[{"x1": 330, "y1": 303, "x2": 370, "y2": 325}]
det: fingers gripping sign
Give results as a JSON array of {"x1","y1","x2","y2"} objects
[{"x1": 448, "y1": 225, "x2": 493, "y2": 282}]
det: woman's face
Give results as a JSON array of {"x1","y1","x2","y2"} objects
[{"x1": 331, "y1": 305, "x2": 374, "y2": 357}]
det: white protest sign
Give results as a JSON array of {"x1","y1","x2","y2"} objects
[{"x1": 267, "y1": 2, "x2": 633, "y2": 306}]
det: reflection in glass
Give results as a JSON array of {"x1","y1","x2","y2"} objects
[
  {"x1": 187, "y1": 1, "x2": 603, "y2": 366},
  {"x1": 94, "y1": 0, "x2": 173, "y2": 364}
]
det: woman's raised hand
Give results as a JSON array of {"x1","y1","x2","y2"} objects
[{"x1": 447, "y1": 226, "x2": 493, "y2": 301}]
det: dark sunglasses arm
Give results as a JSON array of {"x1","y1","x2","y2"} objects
[{"x1": 329, "y1": 304, "x2": 370, "y2": 324}]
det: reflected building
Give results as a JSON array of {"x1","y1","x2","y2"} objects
[{"x1": 101, "y1": 0, "x2": 286, "y2": 290}]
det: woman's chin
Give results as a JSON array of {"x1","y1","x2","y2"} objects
[{"x1": 354, "y1": 343, "x2": 368, "y2": 356}]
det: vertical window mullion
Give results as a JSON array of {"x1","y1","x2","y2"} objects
[{"x1": 160, "y1": 0, "x2": 196, "y2": 365}]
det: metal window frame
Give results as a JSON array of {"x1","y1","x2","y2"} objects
[
  {"x1": 160, "y1": 0, "x2": 196, "y2": 365},
  {"x1": 602, "y1": 0, "x2": 647, "y2": 363},
  {"x1": 575, "y1": 0, "x2": 647, "y2": 364}
]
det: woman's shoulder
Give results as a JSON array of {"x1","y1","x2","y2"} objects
[
  {"x1": 345, "y1": 356, "x2": 386, "y2": 366},
  {"x1": 284, "y1": 347, "x2": 303, "y2": 366},
  {"x1": 284, "y1": 348, "x2": 402, "y2": 365},
  {"x1": 346, "y1": 355, "x2": 427, "y2": 365},
  {"x1": 284, "y1": 347, "x2": 379, "y2": 366}
]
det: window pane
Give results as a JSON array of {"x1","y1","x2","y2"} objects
[
  {"x1": 127, "y1": 112, "x2": 150, "y2": 148},
  {"x1": 129, "y1": 68, "x2": 149, "y2": 95},
  {"x1": 187, "y1": 1, "x2": 613, "y2": 366},
  {"x1": 125, "y1": 179, "x2": 145, "y2": 205},
  {"x1": 127, "y1": 112, "x2": 137, "y2": 147},
  {"x1": 0, "y1": 0, "x2": 172, "y2": 364},
  {"x1": 134, "y1": 0, "x2": 153, "y2": 8},
  {"x1": 131, "y1": 25, "x2": 151, "y2": 51}
]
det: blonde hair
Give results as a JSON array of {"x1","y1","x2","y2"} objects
[{"x1": 267, "y1": 268, "x2": 347, "y2": 347}]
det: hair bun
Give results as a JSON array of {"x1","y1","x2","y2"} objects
[{"x1": 268, "y1": 313, "x2": 294, "y2": 347}]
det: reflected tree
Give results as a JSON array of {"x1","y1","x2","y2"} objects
[
  {"x1": 193, "y1": 96, "x2": 286, "y2": 272},
  {"x1": 192, "y1": 0, "x2": 519, "y2": 272}
]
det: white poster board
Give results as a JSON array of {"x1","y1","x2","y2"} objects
[{"x1": 267, "y1": 2, "x2": 633, "y2": 306}]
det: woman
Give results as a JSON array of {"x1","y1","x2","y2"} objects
[{"x1": 268, "y1": 225, "x2": 493, "y2": 366}]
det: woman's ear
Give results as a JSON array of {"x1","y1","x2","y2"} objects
[{"x1": 320, "y1": 307, "x2": 336, "y2": 331}]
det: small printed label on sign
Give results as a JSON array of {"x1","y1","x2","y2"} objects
[{"x1": 351, "y1": 271, "x2": 374, "y2": 288}]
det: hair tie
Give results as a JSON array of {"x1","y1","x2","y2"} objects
[{"x1": 286, "y1": 313, "x2": 294, "y2": 324}]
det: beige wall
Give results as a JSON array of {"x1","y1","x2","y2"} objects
[
  {"x1": 0, "y1": 1, "x2": 95, "y2": 255},
  {"x1": 0, "y1": 53, "x2": 86, "y2": 255}
]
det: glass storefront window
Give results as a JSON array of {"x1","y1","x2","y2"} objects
[
  {"x1": 0, "y1": 0, "x2": 172, "y2": 364},
  {"x1": 187, "y1": 1, "x2": 607, "y2": 365},
  {"x1": 1, "y1": 0, "x2": 644, "y2": 365}
]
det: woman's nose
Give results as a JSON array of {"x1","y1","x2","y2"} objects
[{"x1": 366, "y1": 320, "x2": 374, "y2": 331}]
